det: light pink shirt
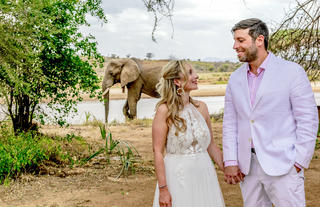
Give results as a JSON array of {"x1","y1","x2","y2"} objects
[
  {"x1": 224, "y1": 53, "x2": 302, "y2": 169},
  {"x1": 247, "y1": 64, "x2": 266, "y2": 107}
]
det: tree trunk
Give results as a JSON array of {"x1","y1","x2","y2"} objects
[{"x1": 11, "y1": 95, "x2": 33, "y2": 134}]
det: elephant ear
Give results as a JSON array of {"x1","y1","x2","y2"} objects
[{"x1": 120, "y1": 59, "x2": 140, "y2": 88}]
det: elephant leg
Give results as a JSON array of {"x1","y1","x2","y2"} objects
[
  {"x1": 123, "y1": 100, "x2": 130, "y2": 118},
  {"x1": 127, "y1": 85, "x2": 142, "y2": 120}
]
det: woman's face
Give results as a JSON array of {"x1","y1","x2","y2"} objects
[{"x1": 182, "y1": 64, "x2": 199, "y2": 92}]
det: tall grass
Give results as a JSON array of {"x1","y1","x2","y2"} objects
[
  {"x1": 83, "y1": 111, "x2": 104, "y2": 127},
  {"x1": 83, "y1": 123, "x2": 140, "y2": 178}
]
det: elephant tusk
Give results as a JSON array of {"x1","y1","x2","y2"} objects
[{"x1": 102, "y1": 88, "x2": 110, "y2": 96}]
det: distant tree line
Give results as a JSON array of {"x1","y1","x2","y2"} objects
[{"x1": 103, "y1": 55, "x2": 240, "y2": 73}]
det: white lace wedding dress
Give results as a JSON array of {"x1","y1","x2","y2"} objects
[{"x1": 153, "y1": 104, "x2": 225, "y2": 207}]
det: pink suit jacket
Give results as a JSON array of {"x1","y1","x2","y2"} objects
[{"x1": 223, "y1": 53, "x2": 319, "y2": 176}]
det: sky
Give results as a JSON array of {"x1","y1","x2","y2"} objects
[{"x1": 80, "y1": 0, "x2": 297, "y2": 62}]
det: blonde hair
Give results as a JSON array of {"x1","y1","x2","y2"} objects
[{"x1": 156, "y1": 60, "x2": 198, "y2": 135}]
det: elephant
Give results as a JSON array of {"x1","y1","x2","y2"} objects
[{"x1": 102, "y1": 58, "x2": 164, "y2": 123}]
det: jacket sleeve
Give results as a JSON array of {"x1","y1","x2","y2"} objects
[
  {"x1": 290, "y1": 66, "x2": 319, "y2": 169},
  {"x1": 223, "y1": 83, "x2": 239, "y2": 162}
]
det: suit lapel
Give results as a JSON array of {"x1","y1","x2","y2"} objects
[
  {"x1": 252, "y1": 54, "x2": 275, "y2": 109},
  {"x1": 239, "y1": 64, "x2": 252, "y2": 110}
]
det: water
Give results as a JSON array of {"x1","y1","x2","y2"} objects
[
  {"x1": 60, "y1": 93, "x2": 320, "y2": 124},
  {"x1": 58, "y1": 96, "x2": 225, "y2": 124},
  {"x1": 1, "y1": 93, "x2": 320, "y2": 125}
]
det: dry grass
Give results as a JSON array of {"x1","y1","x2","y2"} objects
[{"x1": 198, "y1": 72, "x2": 231, "y2": 84}]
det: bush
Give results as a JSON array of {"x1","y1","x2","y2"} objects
[
  {"x1": 0, "y1": 123, "x2": 71, "y2": 183},
  {"x1": 0, "y1": 131, "x2": 54, "y2": 183}
]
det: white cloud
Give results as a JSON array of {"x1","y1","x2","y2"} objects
[{"x1": 80, "y1": 0, "x2": 297, "y2": 60}]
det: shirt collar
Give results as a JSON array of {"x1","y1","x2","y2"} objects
[{"x1": 247, "y1": 52, "x2": 271, "y2": 74}]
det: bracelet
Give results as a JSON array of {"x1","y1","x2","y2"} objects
[{"x1": 159, "y1": 184, "x2": 167, "y2": 189}]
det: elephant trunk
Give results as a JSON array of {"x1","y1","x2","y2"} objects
[{"x1": 103, "y1": 89, "x2": 110, "y2": 123}]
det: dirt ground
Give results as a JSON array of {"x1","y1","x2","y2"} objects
[{"x1": 0, "y1": 122, "x2": 319, "y2": 207}]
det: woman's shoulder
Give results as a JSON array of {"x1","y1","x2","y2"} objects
[
  {"x1": 193, "y1": 100, "x2": 208, "y2": 110},
  {"x1": 156, "y1": 103, "x2": 169, "y2": 114},
  {"x1": 153, "y1": 103, "x2": 169, "y2": 125},
  {"x1": 192, "y1": 100, "x2": 209, "y2": 119}
]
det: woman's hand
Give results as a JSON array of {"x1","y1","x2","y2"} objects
[{"x1": 159, "y1": 187, "x2": 172, "y2": 207}]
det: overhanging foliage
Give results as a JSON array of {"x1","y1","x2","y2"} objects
[{"x1": 270, "y1": 0, "x2": 319, "y2": 80}]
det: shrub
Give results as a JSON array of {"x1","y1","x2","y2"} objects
[
  {"x1": 0, "y1": 129, "x2": 58, "y2": 183},
  {"x1": 0, "y1": 123, "x2": 89, "y2": 183}
]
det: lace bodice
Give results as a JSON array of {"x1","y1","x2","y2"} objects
[{"x1": 166, "y1": 104, "x2": 211, "y2": 155}]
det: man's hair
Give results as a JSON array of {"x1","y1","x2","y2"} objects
[{"x1": 232, "y1": 18, "x2": 269, "y2": 50}]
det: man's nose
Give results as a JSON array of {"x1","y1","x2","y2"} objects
[{"x1": 233, "y1": 42, "x2": 238, "y2": 50}]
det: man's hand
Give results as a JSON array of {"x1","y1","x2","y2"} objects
[{"x1": 224, "y1": 166, "x2": 245, "y2": 184}]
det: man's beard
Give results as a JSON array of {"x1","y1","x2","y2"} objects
[{"x1": 238, "y1": 45, "x2": 258, "y2": 62}]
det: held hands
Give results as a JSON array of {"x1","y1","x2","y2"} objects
[
  {"x1": 294, "y1": 165, "x2": 301, "y2": 173},
  {"x1": 159, "y1": 187, "x2": 172, "y2": 207},
  {"x1": 224, "y1": 165, "x2": 245, "y2": 185}
]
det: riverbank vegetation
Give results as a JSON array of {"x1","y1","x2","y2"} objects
[
  {"x1": 0, "y1": 120, "x2": 148, "y2": 184},
  {"x1": 0, "y1": 108, "x2": 227, "y2": 185},
  {"x1": 0, "y1": 121, "x2": 87, "y2": 184}
]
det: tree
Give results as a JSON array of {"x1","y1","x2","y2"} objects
[
  {"x1": 269, "y1": 0, "x2": 319, "y2": 80},
  {"x1": 110, "y1": 53, "x2": 118, "y2": 58},
  {"x1": 146, "y1": 52, "x2": 155, "y2": 59},
  {"x1": 142, "y1": 0, "x2": 175, "y2": 41},
  {"x1": 168, "y1": 54, "x2": 177, "y2": 60},
  {"x1": 0, "y1": 0, "x2": 172, "y2": 133},
  {"x1": 0, "y1": 0, "x2": 107, "y2": 133}
]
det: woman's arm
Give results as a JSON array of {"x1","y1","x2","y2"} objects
[
  {"x1": 152, "y1": 104, "x2": 172, "y2": 206},
  {"x1": 198, "y1": 101, "x2": 224, "y2": 172}
]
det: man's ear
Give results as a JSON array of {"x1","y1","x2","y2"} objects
[
  {"x1": 173, "y1": 79, "x2": 181, "y2": 87},
  {"x1": 256, "y1": 35, "x2": 265, "y2": 47}
]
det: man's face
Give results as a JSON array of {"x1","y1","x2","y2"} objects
[{"x1": 233, "y1": 28, "x2": 258, "y2": 62}]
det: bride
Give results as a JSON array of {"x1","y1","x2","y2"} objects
[{"x1": 152, "y1": 60, "x2": 225, "y2": 207}]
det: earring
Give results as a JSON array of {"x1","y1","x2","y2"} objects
[{"x1": 177, "y1": 87, "x2": 184, "y2": 96}]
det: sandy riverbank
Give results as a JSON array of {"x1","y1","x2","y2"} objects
[
  {"x1": 83, "y1": 83, "x2": 320, "y2": 101},
  {"x1": 1, "y1": 83, "x2": 319, "y2": 104}
]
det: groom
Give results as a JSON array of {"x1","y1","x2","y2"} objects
[{"x1": 222, "y1": 18, "x2": 318, "y2": 206}]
